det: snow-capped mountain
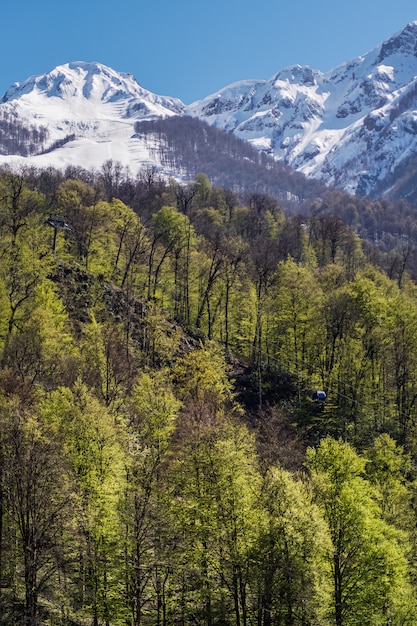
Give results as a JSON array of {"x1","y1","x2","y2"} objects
[
  {"x1": 0, "y1": 61, "x2": 184, "y2": 172},
  {"x1": 189, "y1": 21, "x2": 417, "y2": 197},
  {"x1": 2, "y1": 22, "x2": 417, "y2": 198}
]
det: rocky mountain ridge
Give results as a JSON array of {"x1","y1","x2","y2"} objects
[
  {"x1": 2, "y1": 22, "x2": 417, "y2": 198},
  {"x1": 190, "y1": 21, "x2": 417, "y2": 196}
]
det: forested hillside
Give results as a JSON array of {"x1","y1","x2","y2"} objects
[
  {"x1": 2, "y1": 163, "x2": 417, "y2": 625},
  {"x1": 132, "y1": 116, "x2": 326, "y2": 203}
]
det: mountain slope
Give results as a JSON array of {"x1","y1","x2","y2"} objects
[
  {"x1": 132, "y1": 115, "x2": 326, "y2": 201},
  {"x1": 189, "y1": 21, "x2": 417, "y2": 197},
  {"x1": 2, "y1": 23, "x2": 417, "y2": 199},
  {"x1": 0, "y1": 61, "x2": 324, "y2": 202},
  {"x1": 0, "y1": 61, "x2": 185, "y2": 171}
]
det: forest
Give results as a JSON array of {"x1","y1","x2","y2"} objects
[
  {"x1": 131, "y1": 116, "x2": 325, "y2": 204},
  {"x1": 1, "y1": 162, "x2": 417, "y2": 625}
]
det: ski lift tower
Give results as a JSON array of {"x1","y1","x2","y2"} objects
[{"x1": 45, "y1": 214, "x2": 72, "y2": 255}]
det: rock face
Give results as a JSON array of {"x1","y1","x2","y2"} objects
[
  {"x1": 2, "y1": 23, "x2": 417, "y2": 198},
  {"x1": 189, "y1": 21, "x2": 417, "y2": 196}
]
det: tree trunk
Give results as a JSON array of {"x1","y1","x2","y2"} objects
[
  {"x1": 24, "y1": 545, "x2": 38, "y2": 626},
  {"x1": 334, "y1": 551, "x2": 343, "y2": 626}
]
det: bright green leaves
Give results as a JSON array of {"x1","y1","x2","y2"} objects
[
  {"x1": 8, "y1": 281, "x2": 78, "y2": 390},
  {"x1": 0, "y1": 396, "x2": 74, "y2": 623},
  {"x1": 306, "y1": 436, "x2": 366, "y2": 489},
  {"x1": 80, "y1": 315, "x2": 131, "y2": 408},
  {"x1": 148, "y1": 205, "x2": 196, "y2": 321},
  {"x1": 0, "y1": 175, "x2": 52, "y2": 366},
  {"x1": 42, "y1": 382, "x2": 125, "y2": 511},
  {"x1": 41, "y1": 382, "x2": 127, "y2": 623},
  {"x1": 173, "y1": 341, "x2": 234, "y2": 410},
  {"x1": 170, "y1": 415, "x2": 263, "y2": 625},
  {"x1": 365, "y1": 434, "x2": 412, "y2": 526},
  {"x1": 3, "y1": 167, "x2": 417, "y2": 626},
  {"x1": 259, "y1": 467, "x2": 332, "y2": 625},
  {"x1": 132, "y1": 369, "x2": 181, "y2": 448},
  {"x1": 0, "y1": 172, "x2": 47, "y2": 247},
  {"x1": 306, "y1": 437, "x2": 415, "y2": 626},
  {"x1": 270, "y1": 258, "x2": 323, "y2": 377},
  {"x1": 109, "y1": 198, "x2": 149, "y2": 289}
]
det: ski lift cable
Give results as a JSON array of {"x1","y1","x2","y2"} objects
[
  {"x1": 225, "y1": 335, "x2": 411, "y2": 418},
  {"x1": 256, "y1": 337, "x2": 404, "y2": 410},
  {"x1": 226, "y1": 335, "x2": 353, "y2": 404},
  {"x1": 259, "y1": 334, "x2": 391, "y2": 400}
]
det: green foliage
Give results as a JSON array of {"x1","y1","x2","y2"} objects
[
  {"x1": 80, "y1": 315, "x2": 132, "y2": 408},
  {"x1": 269, "y1": 258, "x2": 323, "y2": 376},
  {"x1": 307, "y1": 438, "x2": 416, "y2": 625},
  {"x1": 170, "y1": 416, "x2": 264, "y2": 625},
  {"x1": 2, "y1": 167, "x2": 417, "y2": 624},
  {"x1": 132, "y1": 369, "x2": 181, "y2": 447},
  {"x1": 258, "y1": 467, "x2": 332, "y2": 625},
  {"x1": 0, "y1": 395, "x2": 75, "y2": 623},
  {"x1": 173, "y1": 341, "x2": 234, "y2": 409},
  {"x1": 365, "y1": 434, "x2": 412, "y2": 526},
  {"x1": 41, "y1": 382, "x2": 127, "y2": 624},
  {"x1": 109, "y1": 198, "x2": 149, "y2": 289},
  {"x1": 142, "y1": 299, "x2": 184, "y2": 366}
]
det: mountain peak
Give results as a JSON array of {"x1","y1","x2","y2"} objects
[
  {"x1": 272, "y1": 65, "x2": 318, "y2": 87},
  {"x1": 377, "y1": 21, "x2": 417, "y2": 63},
  {"x1": 2, "y1": 22, "x2": 417, "y2": 198},
  {"x1": 2, "y1": 61, "x2": 185, "y2": 117},
  {"x1": 3, "y1": 61, "x2": 144, "y2": 104}
]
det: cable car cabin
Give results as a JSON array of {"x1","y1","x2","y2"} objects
[{"x1": 312, "y1": 390, "x2": 327, "y2": 404}]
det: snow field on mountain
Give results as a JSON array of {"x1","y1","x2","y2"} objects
[{"x1": 2, "y1": 23, "x2": 417, "y2": 195}]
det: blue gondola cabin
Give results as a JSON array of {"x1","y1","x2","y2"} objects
[{"x1": 312, "y1": 390, "x2": 327, "y2": 404}]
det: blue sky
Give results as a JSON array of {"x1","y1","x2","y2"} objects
[{"x1": 2, "y1": 0, "x2": 417, "y2": 104}]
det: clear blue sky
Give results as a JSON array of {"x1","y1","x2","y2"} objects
[{"x1": 2, "y1": 0, "x2": 416, "y2": 104}]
